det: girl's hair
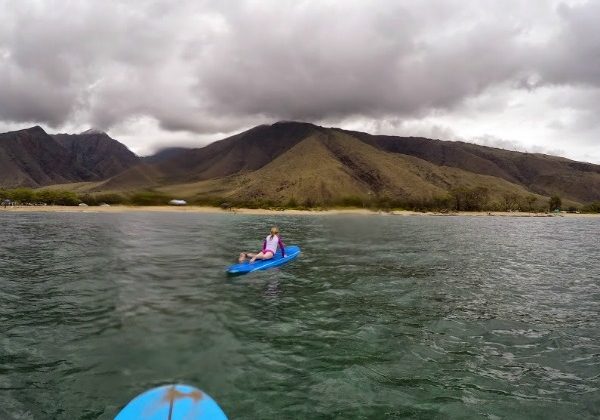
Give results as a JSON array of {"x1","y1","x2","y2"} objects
[{"x1": 270, "y1": 226, "x2": 279, "y2": 239}]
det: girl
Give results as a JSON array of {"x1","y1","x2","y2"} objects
[{"x1": 239, "y1": 226, "x2": 285, "y2": 263}]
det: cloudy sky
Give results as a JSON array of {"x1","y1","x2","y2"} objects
[{"x1": 1, "y1": 0, "x2": 599, "y2": 162}]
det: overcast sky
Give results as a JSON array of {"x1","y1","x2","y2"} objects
[{"x1": 1, "y1": 0, "x2": 599, "y2": 162}]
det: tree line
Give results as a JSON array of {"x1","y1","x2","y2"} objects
[
  {"x1": 0, "y1": 188, "x2": 184, "y2": 207},
  {"x1": 1, "y1": 187, "x2": 599, "y2": 213}
]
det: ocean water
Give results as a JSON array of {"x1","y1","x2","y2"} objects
[{"x1": 0, "y1": 211, "x2": 599, "y2": 419}]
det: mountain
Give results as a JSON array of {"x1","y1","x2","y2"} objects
[
  {"x1": 2, "y1": 122, "x2": 600, "y2": 208},
  {"x1": 100, "y1": 122, "x2": 316, "y2": 189},
  {"x1": 155, "y1": 129, "x2": 540, "y2": 206},
  {"x1": 0, "y1": 126, "x2": 139, "y2": 188},
  {"x1": 0, "y1": 126, "x2": 79, "y2": 187},
  {"x1": 53, "y1": 130, "x2": 139, "y2": 180},
  {"x1": 99, "y1": 121, "x2": 600, "y2": 206},
  {"x1": 341, "y1": 129, "x2": 600, "y2": 203},
  {"x1": 142, "y1": 147, "x2": 190, "y2": 164},
  {"x1": 152, "y1": 121, "x2": 317, "y2": 182}
]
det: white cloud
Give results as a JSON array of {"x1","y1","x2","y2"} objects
[{"x1": 0, "y1": 0, "x2": 599, "y2": 162}]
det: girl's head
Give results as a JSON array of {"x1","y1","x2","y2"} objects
[{"x1": 270, "y1": 226, "x2": 279, "y2": 237}]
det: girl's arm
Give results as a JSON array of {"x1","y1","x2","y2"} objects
[
  {"x1": 278, "y1": 238, "x2": 285, "y2": 257},
  {"x1": 262, "y1": 240, "x2": 267, "y2": 253}
]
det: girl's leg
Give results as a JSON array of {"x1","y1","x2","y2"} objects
[
  {"x1": 239, "y1": 252, "x2": 257, "y2": 263},
  {"x1": 250, "y1": 252, "x2": 274, "y2": 263}
]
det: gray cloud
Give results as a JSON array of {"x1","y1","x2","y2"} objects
[
  {"x1": 0, "y1": 0, "x2": 599, "y2": 161},
  {"x1": 541, "y1": 2, "x2": 600, "y2": 87},
  {"x1": 470, "y1": 134, "x2": 567, "y2": 158}
]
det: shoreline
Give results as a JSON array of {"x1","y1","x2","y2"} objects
[{"x1": 1, "y1": 205, "x2": 598, "y2": 218}]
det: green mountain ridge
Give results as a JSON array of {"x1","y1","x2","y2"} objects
[
  {"x1": 152, "y1": 130, "x2": 547, "y2": 209},
  {"x1": 95, "y1": 121, "x2": 600, "y2": 207},
  {"x1": 1, "y1": 122, "x2": 599, "y2": 209}
]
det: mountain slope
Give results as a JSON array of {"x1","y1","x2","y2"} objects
[
  {"x1": 101, "y1": 121, "x2": 320, "y2": 189},
  {"x1": 0, "y1": 126, "x2": 79, "y2": 187},
  {"x1": 100, "y1": 163, "x2": 165, "y2": 190},
  {"x1": 341, "y1": 128, "x2": 600, "y2": 202},
  {"x1": 157, "y1": 131, "x2": 544, "y2": 206},
  {"x1": 142, "y1": 147, "x2": 189, "y2": 164},
  {"x1": 0, "y1": 126, "x2": 140, "y2": 188},
  {"x1": 104, "y1": 121, "x2": 600, "y2": 205},
  {"x1": 53, "y1": 130, "x2": 139, "y2": 180},
  {"x1": 3, "y1": 121, "x2": 600, "y2": 207}
]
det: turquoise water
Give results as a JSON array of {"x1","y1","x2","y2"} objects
[{"x1": 0, "y1": 212, "x2": 599, "y2": 419}]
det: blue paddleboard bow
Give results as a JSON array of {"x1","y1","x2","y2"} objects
[{"x1": 115, "y1": 384, "x2": 227, "y2": 420}]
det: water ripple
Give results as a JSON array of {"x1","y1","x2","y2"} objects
[{"x1": 0, "y1": 213, "x2": 599, "y2": 418}]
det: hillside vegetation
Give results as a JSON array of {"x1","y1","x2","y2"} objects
[{"x1": 2, "y1": 121, "x2": 600, "y2": 211}]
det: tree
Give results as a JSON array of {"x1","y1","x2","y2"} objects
[
  {"x1": 449, "y1": 187, "x2": 490, "y2": 211},
  {"x1": 549, "y1": 195, "x2": 562, "y2": 211},
  {"x1": 582, "y1": 201, "x2": 600, "y2": 213},
  {"x1": 432, "y1": 195, "x2": 452, "y2": 211},
  {"x1": 9, "y1": 188, "x2": 35, "y2": 204},
  {"x1": 286, "y1": 197, "x2": 298, "y2": 208},
  {"x1": 450, "y1": 187, "x2": 467, "y2": 211},
  {"x1": 465, "y1": 186, "x2": 490, "y2": 211},
  {"x1": 526, "y1": 195, "x2": 537, "y2": 212},
  {"x1": 501, "y1": 193, "x2": 520, "y2": 211}
]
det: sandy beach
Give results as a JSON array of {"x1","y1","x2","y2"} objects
[{"x1": 1, "y1": 205, "x2": 598, "y2": 218}]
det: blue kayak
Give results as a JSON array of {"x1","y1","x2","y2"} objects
[
  {"x1": 227, "y1": 245, "x2": 301, "y2": 275},
  {"x1": 115, "y1": 384, "x2": 227, "y2": 420}
]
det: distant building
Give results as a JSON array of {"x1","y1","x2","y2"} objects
[{"x1": 169, "y1": 199, "x2": 187, "y2": 206}]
